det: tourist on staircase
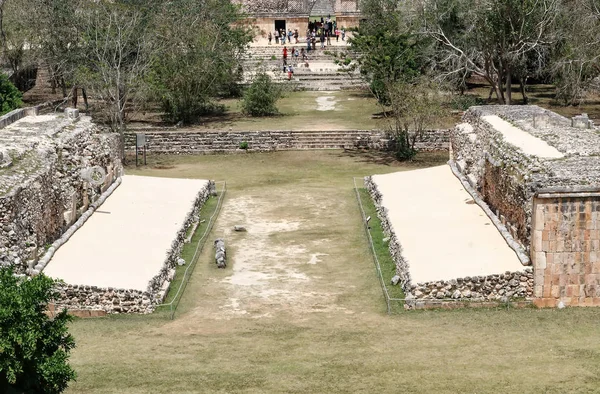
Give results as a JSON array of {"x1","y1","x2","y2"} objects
[
  {"x1": 283, "y1": 46, "x2": 288, "y2": 66},
  {"x1": 268, "y1": 32, "x2": 272, "y2": 45},
  {"x1": 274, "y1": 29, "x2": 279, "y2": 44}
]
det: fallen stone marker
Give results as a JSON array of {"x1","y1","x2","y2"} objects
[
  {"x1": 177, "y1": 258, "x2": 186, "y2": 266},
  {"x1": 214, "y1": 238, "x2": 226, "y2": 268},
  {"x1": 391, "y1": 275, "x2": 401, "y2": 286},
  {"x1": 234, "y1": 225, "x2": 247, "y2": 232}
]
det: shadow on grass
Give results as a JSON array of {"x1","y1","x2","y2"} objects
[{"x1": 339, "y1": 149, "x2": 449, "y2": 167}]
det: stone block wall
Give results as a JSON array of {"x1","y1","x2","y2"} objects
[
  {"x1": 124, "y1": 129, "x2": 449, "y2": 154},
  {"x1": 532, "y1": 194, "x2": 600, "y2": 307},
  {"x1": 452, "y1": 111, "x2": 537, "y2": 250},
  {"x1": 0, "y1": 116, "x2": 122, "y2": 273}
]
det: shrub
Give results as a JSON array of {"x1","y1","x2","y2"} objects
[
  {"x1": 0, "y1": 74, "x2": 22, "y2": 116},
  {"x1": 241, "y1": 71, "x2": 282, "y2": 117},
  {"x1": 0, "y1": 267, "x2": 76, "y2": 393},
  {"x1": 239, "y1": 141, "x2": 249, "y2": 150}
]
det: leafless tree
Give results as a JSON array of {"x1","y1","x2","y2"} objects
[
  {"x1": 419, "y1": 0, "x2": 560, "y2": 104},
  {"x1": 76, "y1": 1, "x2": 155, "y2": 139}
]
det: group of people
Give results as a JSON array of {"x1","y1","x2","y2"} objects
[
  {"x1": 269, "y1": 16, "x2": 347, "y2": 81},
  {"x1": 267, "y1": 16, "x2": 346, "y2": 47},
  {"x1": 269, "y1": 28, "x2": 300, "y2": 45},
  {"x1": 281, "y1": 46, "x2": 311, "y2": 80}
]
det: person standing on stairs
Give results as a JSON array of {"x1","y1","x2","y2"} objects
[
  {"x1": 268, "y1": 32, "x2": 272, "y2": 45},
  {"x1": 283, "y1": 46, "x2": 288, "y2": 66},
  {"x1": 274, "y1": 29, "x2": 279, "y2": 44}
]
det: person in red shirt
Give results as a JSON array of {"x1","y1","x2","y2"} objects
[{"x1": 283, "y1": 46, "x2": 288, "y2": 65}]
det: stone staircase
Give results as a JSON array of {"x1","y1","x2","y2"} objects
[{"x1": 242, "y1": 45, "x2": 364, "y2": 91}]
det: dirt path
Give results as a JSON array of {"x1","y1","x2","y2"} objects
[{"x1": 167, "y1": 184, "x2": 366, "y2": 332}]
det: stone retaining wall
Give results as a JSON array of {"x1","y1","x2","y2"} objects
[
  {"x1": 0, "y1": 115, "x2": 122, "y2": 274},
  {"x1": 124, "y1": 129, "x2": 449, "y2": 154},
  {"x1": 364, "y1": 174, "x2": 533, "y2": 309},
  {"x1": 52, "y1": 180, "x2": 216, "y2": 314}
]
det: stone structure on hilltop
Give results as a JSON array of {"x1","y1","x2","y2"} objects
[
  {"x1": 0, "y1": 107, "x2": 122, "y2": 275},
  {"x1": 235, "y1": 0, "x2": 361, "y2": 38},
  {"x1": 453, "y1": 105, "x2": 600, "y2": 307}
]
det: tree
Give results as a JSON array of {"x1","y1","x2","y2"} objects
[
  {"x1": 385, "y1": 77, "x2": 446, "y2": 160},
  {"x1": 350, "y1": 0, "x2": 423, "y2": 104},
  {"x1": 148, "y1": 0, "x2": 252, "y2": 124},
  {"x1": 551, "y1": 0, "x2": 600, "y2": 105},
  {"x1": 241, "y1": 71, "x2": 282, "y2": 116},
  {"x1": 0, "y1": 267, "x2": 76, "y2": 394},
  {"x1": 0, "y1": 73, "x2": 22, "y2": 114},
  {"x1": 76, "y1": 1, "x2": 155, "y2": 136},
  {"x1": 422, "y1": 0, "x2": 560, "y2": 104},
  {"x1": 27, "y1": 0, "x2": 84, "y2": 98}
]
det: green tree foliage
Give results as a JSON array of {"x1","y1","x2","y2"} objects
[
  {"x1": 350, "y1": 0, "x2": 422, "y2": 104},
  {"x1": 0, "y1": 267, "x2": 76, "y2": 394},
  {"x1": 241, "y1": 71, "x2": 282, "y2": 116},
  {"x1": 148, "y1": 0, "x2": 252, "y2": 124},
  {"x1": 0, "y1": 73, "x2": 22, "y2": 115}
]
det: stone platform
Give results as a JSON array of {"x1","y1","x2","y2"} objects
[
  {"x1": 372, "y1": 165, "x2": 523, "y2": 283},
  {"x1": 43, "y1": 175, "x2": 213, "y2": 313},
  {"x1": 44, "y1": 175, "x2": 209, "y2": 290}
]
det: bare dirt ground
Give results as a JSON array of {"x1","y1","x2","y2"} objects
[{"x1": 65, "y1": 151, "x2": 600, "y2": 394}]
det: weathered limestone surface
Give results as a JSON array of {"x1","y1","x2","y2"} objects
[
  {"x1": 0, "y1": 112, "x2": 122, "y2": 273},
  {"x1": 364, "y1": 174, "x2": 533, "y2": 308},
  {"x1": 452, "y1": 105, "x2": 600, "y2": 307},
  {"x1": 52, "y1": 180, "x2": 215, "y2": 314},
  {"x1": 453, "y1": 105, "x2": 600, "y2": 251},
  {"x1": 125, "y1": 129, "x2": 449, "y2": 154}
]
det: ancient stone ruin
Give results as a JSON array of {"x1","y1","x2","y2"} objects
[
  {"x1": 0, "y1": 108, "x2": 121, "y2": 274},
  {"x1": 453, "y1": 105, "x2": 600, "y2": 307},
  {"x1": 366, "y1": 105, "x2": 600, "y2": 308}
]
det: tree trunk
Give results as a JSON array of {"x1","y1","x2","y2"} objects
[
  {"x1": 519, "y1": 77, "x2": 528, "y2": 104},
  {"x1": 487, "y1": 87, "x2": 494, "y2": 102},
  {"x1": 82, "y1": 88, "x2": 89, "y2": 111},
  {"x1": 49, "y1": 66, "x2": 56, "y2": 94},
  {"x1": 505, "y1": 67, "x2": 512, "y2": 105},
  {"x1": 60, "y1": 77, "x2": 67, "y2": 98},
  {"x1": 71, "y1": 87, "x2": 78, "y2": 108}
]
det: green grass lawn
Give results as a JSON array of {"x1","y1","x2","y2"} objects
[
  {"x1": 65, "y1": 151, "x2": 600, "y2": 394},
  {"x1": 130, "y1": 90, "x2": 388, "y2": 131},
  {"x1": 128, "y1": 83, "x2": 600, "y2": 133}
]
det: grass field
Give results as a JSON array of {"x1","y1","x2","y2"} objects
[
  {"x1": 65, "y1": 151, "x2": 600, "y2": 394},
  {"x1": 129, "y1": 91, "x2": 388, "y2": 131}
]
